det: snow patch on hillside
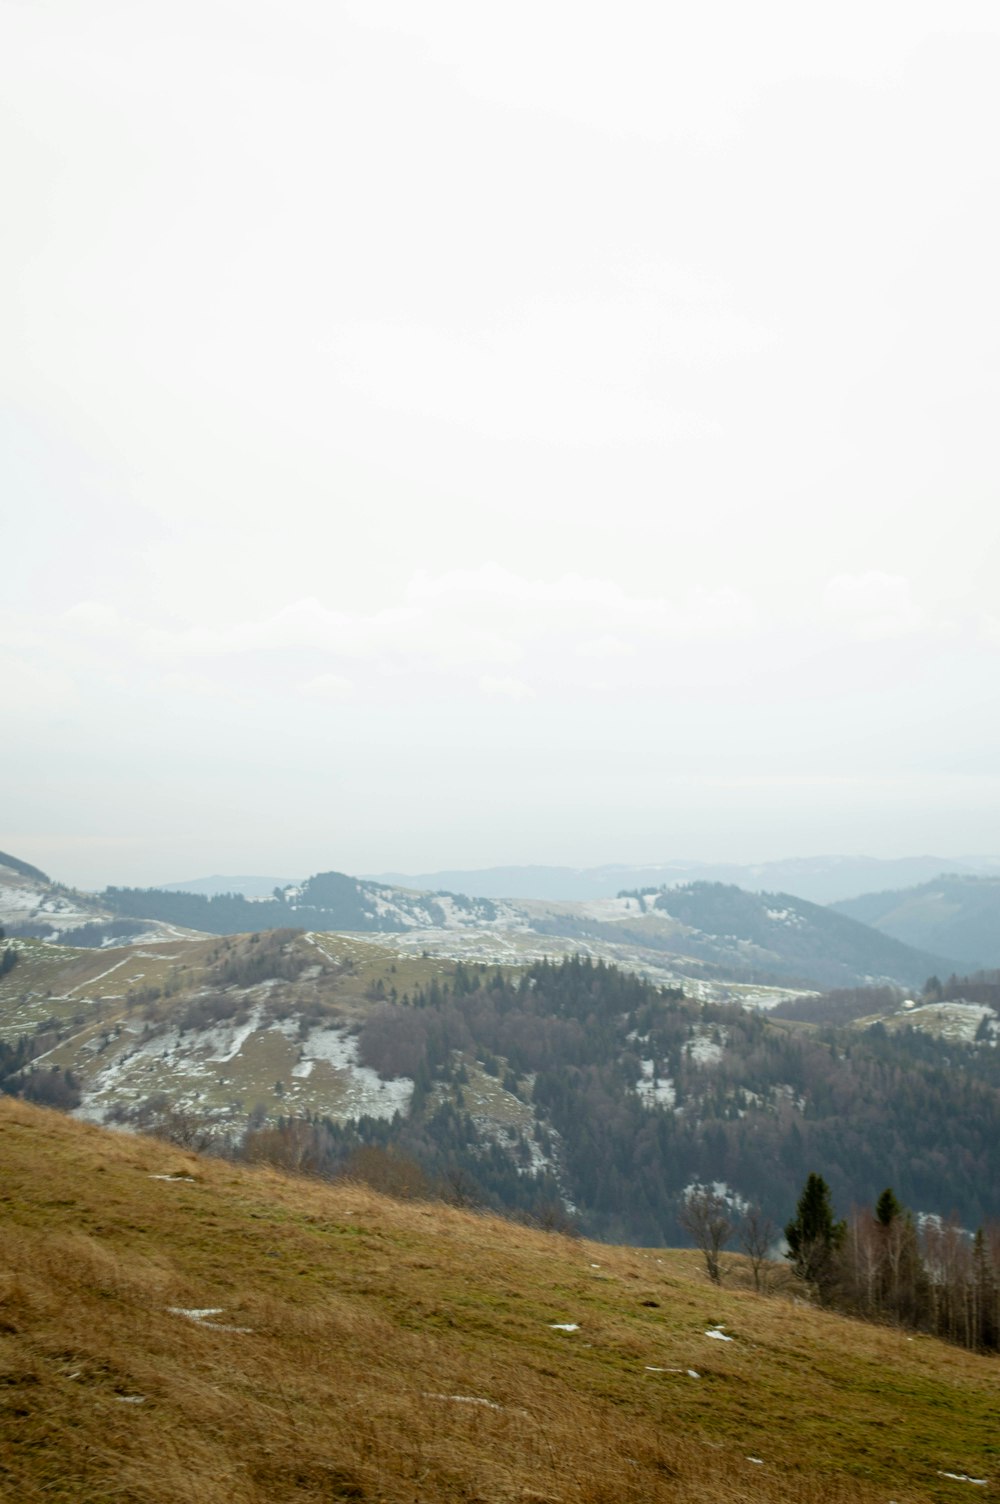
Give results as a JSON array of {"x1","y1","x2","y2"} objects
[
  {"x1": 571, "y1": 897, "x2": 665, "y2": 923},
  {"x1": 350, "y1": 884, "x2": 525, "y2": 932},
  {"x1": 764, "y1": 906, "x2": 805, "y2": 928},
  {"x1": 293, "y1": 1026, "x2": 414, "y2": 1118},
  {"x1": 899, "y1": 1001, "x2": 994, "y2": 1045},
  {"x1": 684, "y1": 1180, "x2": 749, "y2": 1213},
  {"x1": 685, "y1": 1028, "x2": 727, "y2": 1066},
  {"x1": 0, "y1": 880, "x2": 103, "y2": 930},
  {"x1": 774, "y1": 1083, "x2": 807, "y2": 1112},
  {"x1": 72, "y1": 1009, "x2": 413, "y2": 1125},
  {"x1": 636, "y1": 1059, "x2": 676, "y2": 1109}
]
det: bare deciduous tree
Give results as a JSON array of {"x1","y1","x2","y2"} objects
[
  {"x1": 680, "y1": 1188, "x2": 733, "y2": 1284},
  {"x1": 739, "y1": 1204, "x2": 777, "y2": 1291}
]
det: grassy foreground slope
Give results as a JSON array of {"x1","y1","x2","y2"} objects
[{"x1": 1, "y1": 1103, "x2": 997, "y2": 1504}]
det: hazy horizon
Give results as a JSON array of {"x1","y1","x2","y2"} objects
[
  {"x1": 4, "y1": 3, "x2": 999, "y2": 889},
  {"x1": 9, "y1": 845, "x2": 1000, "y2": 898}
]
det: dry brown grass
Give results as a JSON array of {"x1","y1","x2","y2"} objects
[{"x1": 1, "y1": 1098, "x2": 997, "y2": 1503}]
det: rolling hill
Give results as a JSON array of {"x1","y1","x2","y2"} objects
[
  {"x1": 3, "y1": 932, "x2": 999, "y2": 1244},
  {"x1": 531, "y1": 882, "x2": 958, "y2": 991},
  {"x1": 369, "y1": 854, "x2": 1000, "y2": 905},
  {"x1": 2, "y1": 1096, "x2": 998, "y2": 1504},
  {"x1": 1, "y1": 847, "x2": 959, "y2": 991},
  {"x1": 831, "y1": 874, "x2": 1000, "y2": 971},
  {"x1": 99, "y1": 871, "x2": 957, "y2": 992}
]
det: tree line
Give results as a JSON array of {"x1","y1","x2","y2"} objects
[{"x1": 686, "y1": 1173, "x2": 999, "y2": 1353}]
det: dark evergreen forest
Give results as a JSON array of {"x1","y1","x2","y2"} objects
[
  {"x1": 242, "y1": 957, "x2": 1000, "y2": 1247},
  {"x1": 102, "y1": 871, "x2": 397, "y2": 934}
]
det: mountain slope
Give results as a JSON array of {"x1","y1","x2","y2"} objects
[
  {"x1": 102, "y1": 869, "x2": 518, "y2": 936},
  {"x1": 2, "y1": 1097, "x2": 997, "y2": 1504},
  {"x1": 1, "y1": 845, "x2": 969, "y2": 1000},
  {"x1": 831, "y1": 874, "x2": 1000, "y2": 970},
  {"x1": 5, "y1": 936, "x2": 1000, "y2": 1242},
  {"x1": 562, "y1": 882, "x2": 957, "y2": 990},
  {"x1": 369, "y1": 855, "x2": 1000, "y2": 904},
  {"x1": 0, "y1": 853, "x2": 144, "y2": 945}
]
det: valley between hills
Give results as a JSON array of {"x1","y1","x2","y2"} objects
[
  {"x1": 2, "y1": 851, "x2": 1000, "y2": 1501},
  {"x1": 2, "y1": 861, "x2": 999, "y2": 1245}
]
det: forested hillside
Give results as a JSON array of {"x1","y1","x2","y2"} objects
[
  {"x1": 2, "y1": 847, "x2": 957, "y2": 991},
  {"x1": 101, "y1": 869, "x2": 504, "y2": 935},
  {"x1": 5, "y1": 926, "x2": 999, "y2": 1248},
  {"x1": 251, "y1": 956, "x2": 1000, "y2": 1244},
  {"x1": 832, "y1": 874, "x2": 1000, "y2": 969},
  {"x1": 608, "y1": 881, "x2": 958, "y2": 988}
]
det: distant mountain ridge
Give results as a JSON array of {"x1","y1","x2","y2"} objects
[
  {"x1": 369, "y1": 855, "x2": 1000, "y2": 905},
  {"x1": 831, "y1": 874, "x2": 1000, "y2": 970},
  {"x1": 529, "y1": 882, "x2": 959, "y2": 991},
  {"x1": 645, "y1": 882, "x2": 959, "y2": 990},
  {"x1": 102, "y1": 869, "x2": 517, "y2": 937},
  {"x1": 0, "y1": 847, "x2": 962, "y2": 990}
]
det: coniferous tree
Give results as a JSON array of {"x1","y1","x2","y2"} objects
[{"x1": 785, "y1": 1172, "x2": 846, "y2": 1296}]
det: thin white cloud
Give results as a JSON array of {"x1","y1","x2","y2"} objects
[
  {"x1": 159, "y1": 671, "x2": 220, "y2": 698},
  {"x1": 979, "y1": 613, "x2": 1000, "y2": 641},
  {"x1": 0, "y1": 659, "x2": 78, "y2": 716},
  {"x1": 479, "y1": 674, "x2": 536, "y2": 701},
  {"x1": 822, "y1": 571, "x2": 922, "y2": 640},
  {"x1": 10, "y1": 570, "x2": 759, "y2": 692},
  {"x1": 298, "y1": 672, "x2": 356, "y2": 700},
  {"x1": 576, "y1": 635, "x2": 636, "y2": 662}
]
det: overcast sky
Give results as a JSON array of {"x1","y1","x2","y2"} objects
[{"x1": 3, "y1": 1, "x2": 1000, "y2": 888}]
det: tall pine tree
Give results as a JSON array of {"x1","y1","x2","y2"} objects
[{"x1": 785, "y1": 1172, "x2": 846, "y2": 1296}]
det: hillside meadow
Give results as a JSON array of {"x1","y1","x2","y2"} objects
[{"x1": 1, "y1": 1100, "x2": 997, "y2": 1503}]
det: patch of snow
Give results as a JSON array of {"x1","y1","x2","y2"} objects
[
  {"x1": 899, "y1": 1002, "x2": 994, "y2": 1045},
  {"x1": 205, "y1": 1009, "x2": 266, "y2": 1064},
  {"x1": 774, "y1": 1083, "x2": 806, "y2": 1112},
  {"x1": 730, "y1": 984, "x2": 818, "y2": 1012},
  {"x1": 570, "y1": 896, "x2": 659, "y2": 923},
  {"x1": 705, "y1": 1327, "x2": 733, "y2": 1341},
  {"x1": 686, "y1": 1369, "x2": 700, "y2": 1378},
  {"x1": 426, "y1": 1393, "x2": 502, "y2": 1410},
  {"x1": 635, "y1": 1061, "x2": 677, "y2": 1109},
  {"x1": 764, "y1": 906, "x2": 804, "y2": 928},
  {"x1": 938, "y1": 1474, "x2": 988, "y2": 1486},
  {"x1": 295, "y1": 1025, "x2": 414, "y2": 1119},
  {"x1": 685, "y1": 1028, "x2": 726, "y2": 1066},
  {"x1": 166, "y1": 1307, "x2": 251, "y2": 1333},
  {"x1": 683, "y1": 1180, "x2": 749, "y2": 1214},
  {"x1": 550, "y1": 1323, "x2": 579, "y2": 1332},
  {"x1": 304, "y1": 932, "x2": 339, "y2": 965},
  {"x1": 115, "y1": 1395, "x2": 146, "y2": 1404},
  {"x1": 65, "y1": 957, "x2": 130, "y2": 995}
]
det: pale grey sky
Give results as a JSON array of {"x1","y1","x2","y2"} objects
[{"x1": 3, "y1": 1, "x2": 1000, "y2": 887}]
